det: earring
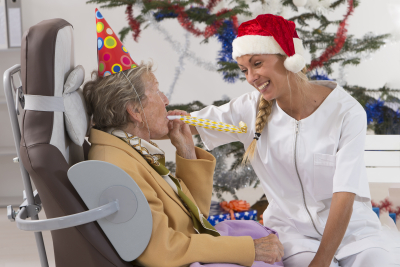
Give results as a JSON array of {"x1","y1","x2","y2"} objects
[{"x1": 138, "y1": 121, "x2": 145, "y2": 129}]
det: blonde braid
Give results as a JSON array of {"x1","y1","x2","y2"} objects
[{"x1": 242, "y1": 95, "x2": 273, "y2": 164}]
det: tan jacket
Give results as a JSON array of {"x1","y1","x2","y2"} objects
[{"x1": 88, "y1": 129, "x2": 255, "y2": 267}]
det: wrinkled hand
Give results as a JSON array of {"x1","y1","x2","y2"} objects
[
  {"x1": 254, "y1": 234, "x2": 284, "y2": 264},
  {"x1": 167, "y1": 110, "x2": 196, "y2": 160}
]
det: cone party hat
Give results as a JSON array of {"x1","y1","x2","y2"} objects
[{"x1": 95, "y1": 8, "x2": 138, "y2": 77}]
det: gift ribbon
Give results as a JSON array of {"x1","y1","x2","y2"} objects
[
  {"x1": 167, "y1": 115, "x2": 247, "y2": 134},
  {"x1": 220, "y1": 200, "x2": 251, "y2": 220}
]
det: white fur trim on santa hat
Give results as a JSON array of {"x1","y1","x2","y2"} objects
[{"x1": 232, "y1": 35, "x2": 306, "y2": 73}]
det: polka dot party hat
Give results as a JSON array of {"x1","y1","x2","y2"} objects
[{"x1": 95, "y1": 8, "x2": 138, "y2": 77}]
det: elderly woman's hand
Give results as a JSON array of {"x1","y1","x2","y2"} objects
[
  {"x1": 254, "y1": 234, "x2": 284, "y2": 264},
  {"x1": 167, "y1": 110, "x2": 196, "y2": 160}
]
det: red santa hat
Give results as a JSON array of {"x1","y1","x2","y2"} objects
[
  {"x1": 95, "y1": 8, "x2": 138, "y2": 77},
  {"x1": 232, "y1": 14, "x2": 306, "y2": 73}
]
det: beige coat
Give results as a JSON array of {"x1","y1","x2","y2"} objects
[{"x1": 88, "y1": 129, "x2": 255, "y2": 267}]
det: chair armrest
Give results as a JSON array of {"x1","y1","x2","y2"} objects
[
  {"x1": 15, "y1": 200, "x2": 119, "y2": 232},
  {"x1": 68, "y1": 160, "x2": 153, "y2": 261}
]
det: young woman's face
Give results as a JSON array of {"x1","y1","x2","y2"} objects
[{"x1": 237, "y1": 54, "x2": 288, "y2": 101}]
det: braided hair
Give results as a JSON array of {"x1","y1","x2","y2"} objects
[
  {"x1": 242, "y1": 95, "x2": 273, "y2": 164},
  {"x1": 241, "y1": 62, "x2": 309, "y2": 164}
]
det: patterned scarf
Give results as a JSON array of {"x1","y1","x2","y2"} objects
[{"x1": 109, "y1": 129, "x2": 220, "y2": 237}]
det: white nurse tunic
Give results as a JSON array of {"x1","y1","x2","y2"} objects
[{"x1": 191, "y1": 81, "x2": 400, "y2": 262}]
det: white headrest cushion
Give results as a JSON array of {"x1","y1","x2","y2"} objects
[
  {"x1": 63, "y1": 65, "x2": 88, "y2": 146},
  {"x1": 64, "y1": 65, "x2": 85, "y2": 93}
]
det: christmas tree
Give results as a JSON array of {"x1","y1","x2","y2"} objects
[{"x1": 87, "y1": 0, "x2": 400, "y2": 199}]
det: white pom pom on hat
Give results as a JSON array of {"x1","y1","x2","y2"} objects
[
  {"x1": 232, "y1": 14, "x2": 306, "y2": 73},
  {"x1": 284, "y1": 54, "x2": 306, "y2": 73}
]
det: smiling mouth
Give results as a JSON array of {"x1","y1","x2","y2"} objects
[{"x1": 257, "y1": 80, "x2": 270, "y2": 91}]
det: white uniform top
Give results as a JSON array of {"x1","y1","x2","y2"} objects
[{"x1": 192, "y1": 81, "x2": 396, "y2": 260}]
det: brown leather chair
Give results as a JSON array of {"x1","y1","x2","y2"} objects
[{"x1": 18, "y1": 18, "x2": 132, "y2": 267}]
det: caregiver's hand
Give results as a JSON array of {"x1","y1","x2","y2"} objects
[
  {"x1": 253, "y1": 234, "x2": 284, "y2": 264},
  {"x1": 168, "y1": 110, "x2": 196, "y2": 160}
]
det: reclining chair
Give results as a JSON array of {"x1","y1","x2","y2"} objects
[{"x1": 4, "y1": 18, "x2": 152, "y2": 267}]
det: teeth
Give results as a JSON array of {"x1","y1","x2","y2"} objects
[{"x1": 258, "y1": 81, "x2": 270, "y2": 90}]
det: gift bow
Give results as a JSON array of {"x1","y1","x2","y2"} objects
[{"x1": 220, "y1": 200, "x2": 250, "y2": 220}]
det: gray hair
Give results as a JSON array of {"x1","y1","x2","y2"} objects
[{"x1": 83, "y1": 61, "x2": 154, "y2": 131}]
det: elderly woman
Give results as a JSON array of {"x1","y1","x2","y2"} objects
[{"x1": 82, "y1": 61, "x2": 283, "y2": 267}]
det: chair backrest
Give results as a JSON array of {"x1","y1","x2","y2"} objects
[{"x1": 19, "y1": 18, "x2": 131, "y2": 267}]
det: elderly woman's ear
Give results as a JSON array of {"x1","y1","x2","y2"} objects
[{"x1": 126, "y1": 104, "x2": 143, "y2": 124}]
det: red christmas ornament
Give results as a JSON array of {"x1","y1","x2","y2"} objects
[
  {"x1": 126, "y1": 5, "x2": 142, "y2": 42},
  {"x1": 371, "y1": 197, "x2": 400, "y2": 219},
  {"x1": 371, "y1": 199, "x2": 379, "y2": 207},
  {"x1": 380, "y1": 198, "x2": 393, "y2": 212},
  {"x1": 125, "y1": 1, "x2": 238, "y2": 42}
]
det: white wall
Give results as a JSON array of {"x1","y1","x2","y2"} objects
[
  {"x1": 0, "y1": 49, "x2": 24, "y2": 206},
  {"x1": 0, "y1": 0, "x2": 399, "y2": 205}
]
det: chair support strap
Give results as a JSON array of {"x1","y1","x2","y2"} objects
[{"x1": 24, "y1": 94, "x2": 65, "y2": 112}]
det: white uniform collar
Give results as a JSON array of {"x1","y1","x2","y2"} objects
[{"x1": 274, "y1": 80, "x2": 339, "y2": 121}]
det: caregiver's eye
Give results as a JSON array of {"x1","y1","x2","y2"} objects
[
  {"x1": 254, "y1": 61, "x2": 261, "y2": 66},
  {"x1": 240, "y1": 69, "x2": 247, "y2": 73}
]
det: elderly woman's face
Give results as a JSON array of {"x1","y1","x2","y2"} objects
[{"x1": 142, "y1": 74, "x2": 170, "y2": 139}]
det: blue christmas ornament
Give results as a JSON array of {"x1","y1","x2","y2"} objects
[
  {"x1": 309, "y1": 70, "x2": 332, "y2": 81},
  {"x1": 153, "y1": 11, "x2": 178, "y2": 21},
  {"x1": 216, "y1": 20, "x2": 238, "y2": 83},
  {"x1": 365, "y1": 99, "x2": 385, "y2": 125}
]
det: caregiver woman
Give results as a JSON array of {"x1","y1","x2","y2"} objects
[{"x1": 188, "y1": 14, "x2": 399, "y2": 267}]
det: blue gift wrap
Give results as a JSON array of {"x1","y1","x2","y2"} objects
[
  {"x1": 207, "y1": 210, "x2": 258, "y2": 226},
  {"x1": 372, "y1": 207, "x2": 380, "y2": 218},
  {"x1": 389, "y1": 213, "x2": 397, "y2": 224}
]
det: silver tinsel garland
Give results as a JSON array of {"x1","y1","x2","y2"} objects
[
  {"x1": 243, "y1": 0, "x2": 332, "y2": 21},
  {"x1": 145, "y1": 16, "x2": 218, "y2": 72},
  {"x1": 166, "y1": 31, "x2": 191, "y2": 101},
  {"x1": 135, "y1": 0, "x2": 218, "y2": 100}
]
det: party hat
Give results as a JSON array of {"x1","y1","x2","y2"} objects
[{"x1": 95, "y1": 8, "x2": 138, "y2": 77}]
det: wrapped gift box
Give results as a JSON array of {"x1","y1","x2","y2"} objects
[
  {"x1": 207, "y1": 210, "x2": 257, "y2": 226},
  {"x1": 389, "y1": 213, "x2": 397, "y2": 224},
  {"x1": 209, "y1": 201, "x2": 224, "y2": 216}
]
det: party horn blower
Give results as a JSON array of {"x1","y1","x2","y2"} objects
[{"x1": 167, "y1": 116, "x2": 247, "y2": 134}]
